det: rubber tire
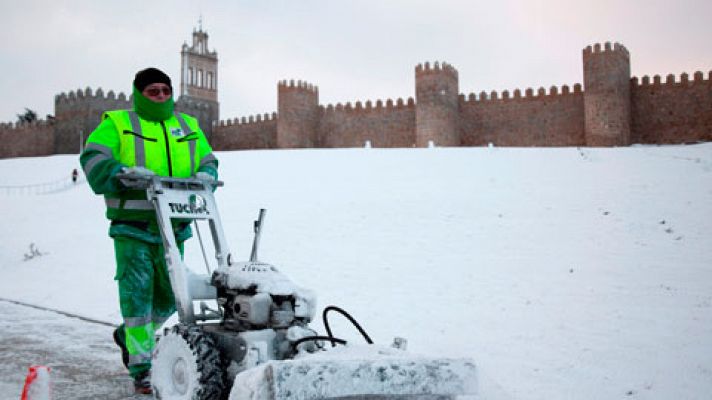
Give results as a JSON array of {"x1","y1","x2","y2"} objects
[{"x1": 152, "y1": 324, "x2": 226, "y2": 400}]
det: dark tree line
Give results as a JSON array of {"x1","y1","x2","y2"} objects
[{"x1": 17, "y1": 108, "x2": 38, "y2": 123}]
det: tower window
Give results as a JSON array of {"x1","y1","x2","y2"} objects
[
  {"x1": 188, "y1": 67, "x2": 194, "y2": 85},
  {"x1": 198, "y1": 69, "x2": 204, "y2": 87},
  {"x1": 208, "y1": 72, "x2": 214, "y2": 89}
]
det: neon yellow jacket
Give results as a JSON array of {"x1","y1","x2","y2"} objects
[{"x1": 80, "y1": 109, "x2": 218, "y2": 242}]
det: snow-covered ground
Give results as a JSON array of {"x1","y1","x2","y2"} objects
[
  {"x1": 1, "y1": 144, "x2": 711, "y2": 399},
  {"x1": 0, "y1": 300, "x2": 134, "y2": 399}
]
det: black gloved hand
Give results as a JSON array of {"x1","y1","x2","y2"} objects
[{"x1": 119, "y1": 166, "x2": 155, "y2": 189}]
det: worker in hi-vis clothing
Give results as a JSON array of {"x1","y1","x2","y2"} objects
[{"x1": 79, "y1": 67, "x2": 218, "y2": 394}]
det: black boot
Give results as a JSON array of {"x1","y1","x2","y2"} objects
[
  {"x1": 133, "y1": 370, "x2": 152, "y2": 395},
  {"x1": 112, "y1": 325, "x2": 130, "y2": 369}
]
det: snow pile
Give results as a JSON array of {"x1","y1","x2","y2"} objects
[
  {"x1": 231, "y1": 344, "x2": 476, "y2": 399},
  {"x1": 215, "y1": 261, "x2": 314, "y2": 298}
]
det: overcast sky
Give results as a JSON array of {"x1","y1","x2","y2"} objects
[{"x1": 1, "y1": 0, "x2": 710, "y2": 123}]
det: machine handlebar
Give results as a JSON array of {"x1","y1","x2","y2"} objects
[{"x1": 116, "y1": 173, "x2": 224, "y2": 189}]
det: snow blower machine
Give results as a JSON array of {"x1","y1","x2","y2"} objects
[{"x1": 119, "y1": 173, "x2": 477, "y2": 400}]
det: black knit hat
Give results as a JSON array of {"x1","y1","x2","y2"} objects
[{"x1": 133, "y1": 68, "x2": 172, "y2": 92}]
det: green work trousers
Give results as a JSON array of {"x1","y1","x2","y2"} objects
[{"x1": 113, "y1": 236, "x2": 183, "y2": 377}]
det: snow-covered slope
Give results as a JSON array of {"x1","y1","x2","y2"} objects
[{"x1": 1, "y1": 144, "x2": 711, "y2": 399}]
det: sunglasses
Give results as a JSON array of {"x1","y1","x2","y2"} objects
[{"x1": 145, "y1": 87, "x2": 172, "y2": 96}]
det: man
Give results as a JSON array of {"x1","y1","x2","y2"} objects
[{"x1": 79, "y1": 68, "x2": 218, "y2": 394}]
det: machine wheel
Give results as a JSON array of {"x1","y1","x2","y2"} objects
[{"x1": 152, "y1": 324, "x2": 226, "y2": 400}]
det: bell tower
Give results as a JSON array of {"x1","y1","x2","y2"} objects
[
  {"x1": 177, "y1": 21, "x2": 219, "y2": 136},
  {"x1": 180, "y1": 22, "x2": 218, "y2": 102}
]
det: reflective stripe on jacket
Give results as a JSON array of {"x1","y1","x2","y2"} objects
[
  {"x1": 79, "y1": 109, "x2": 218, "y2": 227},
  {"x1": 104, "y1": 110, "x2": 206, "y2": 177}
]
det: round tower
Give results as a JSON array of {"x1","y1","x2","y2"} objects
[
  {"x1": 277, "y1": 80, "x2": 319, "y2": 148},
  {"x1": 583, "y1": 42, "x2": 632, "y2": 146},
  {"x1": 415, "y1": 62, "x2": 460, "y2": 147}
]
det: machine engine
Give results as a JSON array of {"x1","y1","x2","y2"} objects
[
  {"x1": 211, "y1": 260, "x2": 317, "y2": 329},
  {"x1": 206, "y1": 260, "x2": 320, "y2": 376}
]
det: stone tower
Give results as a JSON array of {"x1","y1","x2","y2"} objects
[
  {"x1": 277, "y1": 80, "x2": 319, "y2": 148},
  {"x1": 415, "y1": 62, "x2": 460, "y2": 147},
  {"x1": 582, "y1": 42, "x2": 632, "y2": 146},
  {"x1": 178, "y1": 26, "x2": 219, "y2": 136}
]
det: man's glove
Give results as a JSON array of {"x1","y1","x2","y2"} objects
[
  {"x1": 195, "y1": 171, "x2": 218, "y2": 192},
  {"x1": 119, "y1": 166, "x2": 155, "y2": 189},
  {"x1": 195, "y1": 171, "x2": 216, "y2": 182}
]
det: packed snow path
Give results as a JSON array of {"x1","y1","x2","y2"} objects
[{"x1": 0, "y1": 300, "x2": 142, "y2": 400}]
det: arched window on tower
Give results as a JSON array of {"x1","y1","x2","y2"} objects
[
  {"x1": 198, "y1": 69, "x2": 204, "y2": 88},
  {"x1": 208, "y1": 72, "x2": 214, "y2": 89},
  {"x1": 188, "y1": 67, "x2": 194, "y2": 86}
]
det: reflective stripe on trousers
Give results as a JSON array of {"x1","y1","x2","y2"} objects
[
  {"x1": 124, "y1": 321, "x2": 161, "y2": 369},
  {"x1": 114, "y1": 237, "x2": 179, "y2": 376},
  {"x1": 124, "y1": 319, "x2": 170, "y2": 366}
]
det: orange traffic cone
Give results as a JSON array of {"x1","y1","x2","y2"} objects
[{"x1": 20, "y1": 365, "x2": 52, "y2": 400}]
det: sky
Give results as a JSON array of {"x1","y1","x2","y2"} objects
[{"x1": 1, "y1": 0, "x2": 711, "y2": 124}]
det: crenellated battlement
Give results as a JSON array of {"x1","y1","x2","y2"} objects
[
  {"x1": 0, "y1": 116, "x2": 55, "y2": 158},
  {"x1": 582, "y1": 41, "x2": 632, "y2": 146},
  {"x1": 630, "y1": 71, "x2": 712, "y2": 144},
  {"x1": 415, "y1": 60, "x2": 460, "y2": 146},
  {"x1": 632, "y1": 70, "x2": 712, "y2": 86},
  {"x1": 583, "y1": 41, "x2": 630, "y2": 58},
  {"x1": 217, "y1": 112, "x2": 277, "y2": 127},
  {"x1": 278, "y1": 79, "x2": 319, "y2": 94},
  {"x1": 415, "y1": 61, "x2": 459, "y2": 79},
  {"x1": 0, "y1": 118, "x2": 53, "y2": 130},
  {"x1": 277, "y1": 78, "x2": 319, "y2": 147},
  {"x1": 4, "y1": 37, "x2": 711, "y2": 159},
  {"x1": 460, "y1": 83, "x2": 583, "y2": 104},
  {"x1": 55, "y1": 87, "x2": 131, "y2": 104},
  {"x1": 324, "y1": 97, "x2": 415, "y2": 113},
  {"x1": 49, "y1": 86, "x2": 133, "y2": 154}
]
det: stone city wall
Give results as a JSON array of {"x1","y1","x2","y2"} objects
[
  {"x1": 318, "y1": 98, "x2": 416, "y2": 148},
  {"x1": 459, "y1": 85, "x2": 585, "y2": 147},
  {"x1": 631, "y1": 71, "x2": 712, "y2": 144},
  {"x1": 212, "y1": 112, "x2": 278, "y2": 149},
  {"x1": 209, "y1": 42, "x2": 710, "y2": 151},
  {"x1": 2, "y1": 42, "x2": 711, "y2": 159},
  {"x1": 0, "y1": 120, "x2": 55, "y2": 158}
]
